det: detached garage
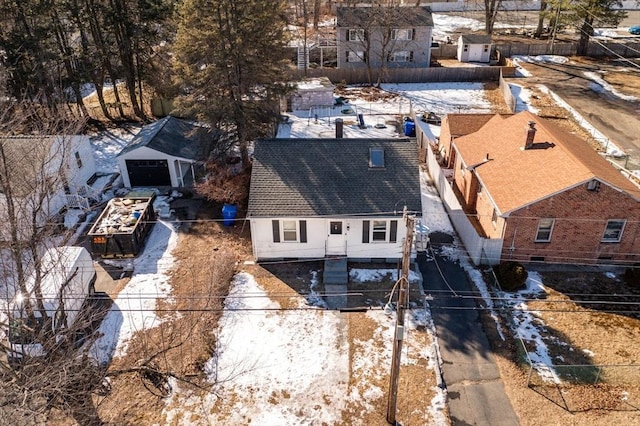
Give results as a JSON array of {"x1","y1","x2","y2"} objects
[{"x1": 117, "y1": 116, "x2": 217, "y2": 188}]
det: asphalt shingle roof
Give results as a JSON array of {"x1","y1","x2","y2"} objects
[
  {"x1": 454, "y1": 111, "x2": 640, "y2": 214},
  {"x1": 248, "y1": 139, "x2": 421, "y2": 217},
  {"x1": 118, "y1": 116, "x2": 216, "y2": 161},
  {"x1": 460, "y1": 34, "x2": 492, "y2": 45},
  {"x1": 337, "y1": 6, "x2": 434, "y2": 28}
]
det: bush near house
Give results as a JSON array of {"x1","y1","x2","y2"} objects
[
  {"x1": 494, "y1": 261, "x2": 528, "y2": 291},
  {"x1": 624, "y1": 267, "x2": 640, "y2": 288}
]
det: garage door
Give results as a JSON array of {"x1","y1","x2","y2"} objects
[{"x1": 126, "y1": 159, "x2": 171, "y2": 187}]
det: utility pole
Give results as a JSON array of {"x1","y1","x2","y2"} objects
[{"x1": 386, "y1": 211, "x2": 414, "y2": 424}]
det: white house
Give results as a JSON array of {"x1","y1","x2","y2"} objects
[
  {"x1": 457, "y1": 34, "x2": 492, "y2": 63},
  {"x1": 117, "y1": 116, "x2": 217, "y2": 188},
  {"x1": 0, "y1": 135, "x2": 97, "y2": 239},
  {"x1": 247, "y1": 138, "x2": 421, "y2": 262}
]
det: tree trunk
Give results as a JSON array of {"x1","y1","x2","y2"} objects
[
  {"x1": 577, "y1": 17, "x2": 593, "y2": 56},
  {"x1": 534, "y1": 1, "x2": 548, "y2": 38}
]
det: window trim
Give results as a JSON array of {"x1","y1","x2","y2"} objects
[
  {"x1": 535, "y1": 218, "x2": 555, "y2": 242},
  {"x1": 348, "y1": 28, "x2": 365, "y2": 42},
  {"x1": 346, "y1": 50, "x2": 366, "y2": 63},
  {"x1": 391, "y1": 28, "x2": 413, "y2": 40},
  {"x1": 282, "y1": 220, "x2": 298, "y2": 242},
  {"x1": 371, "y1": 220, "x2": 387, "y2": 242},
  {"x1": 389, "y1": 50, "x2": 412, "y2": 63},
  {"x1": 601, "y1": 219, "x2": 626, "y2": 243},
  {"x1": 74, "y1": 151, "x2": 83, "y2": 169}
]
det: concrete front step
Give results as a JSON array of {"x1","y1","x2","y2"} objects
[{"x1": 323, "y1": 257, "x2": 348, "y2": 284}]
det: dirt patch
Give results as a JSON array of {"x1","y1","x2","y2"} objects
[{"x1": 479, "y1": 269, "x2": 640, "y2": 425}]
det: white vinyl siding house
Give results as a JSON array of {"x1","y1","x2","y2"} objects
[
  {"x1": 250, "y1": 217, "x2": 405, "y2": 261},
  {"x1": 248, "y1": 139, "x2": 421, "y2": 262},
  {"x1": 0, "y1": 135, "x2": 97, "y2": 240}
]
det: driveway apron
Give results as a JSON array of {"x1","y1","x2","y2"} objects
[{"x1": 417, "y1": 247, "x2": 519, "y2": 426}]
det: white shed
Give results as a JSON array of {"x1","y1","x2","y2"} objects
[
  {"x1": 282, "y1": 77, "x2": 335, "y2": 111},
  {"x1": 117, "y1": 116, "x2": 217, "y2": 188},
  {"x1": 457, "y1": 34, "x2": 492, "y2": 63}
]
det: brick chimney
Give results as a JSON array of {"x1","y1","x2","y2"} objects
[{"x1": 525, "y1": 121, "x2": 536, "y2": 149}]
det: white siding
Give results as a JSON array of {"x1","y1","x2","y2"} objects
[
  {"x1": 64, "y1": 136, "x2": 97, "y2": 192},
  {"x1": 118, "y1": 146, "x2": 194, "y2": 188},
  {"x1": 251, "y1": 216, "x2": 407, "y2": 261}
]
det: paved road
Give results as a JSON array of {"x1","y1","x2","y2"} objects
[
  {"x1": 513, "y1": 60, "x2": 640, "y2": 171},
  {"x1": 417, "y1": 243, "x2": 519, "y2": 426}
]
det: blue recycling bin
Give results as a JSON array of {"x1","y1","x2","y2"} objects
[
  {"x1": 403, "y1": 119, "x2": 415, "y2": 137},
  {"x1": 222, "y1": 204, "x2": 237, "y2": 226}
]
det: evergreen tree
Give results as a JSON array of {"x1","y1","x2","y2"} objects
[{"x1": 174, "y1": 0, "x2": 292, "y2": 166}]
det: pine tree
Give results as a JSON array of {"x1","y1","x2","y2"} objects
[{"x1": 174, "y1": 0, "x2": 292, "y2": 167}]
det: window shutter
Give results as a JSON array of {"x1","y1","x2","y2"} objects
[
  {"x1": 362, "y1": 220, "x2": 370, "y2": 243},
  {"x1": 272, "y1": 220, "x2": 280, "y2": 243},
  {"x1": 299, "y1": 220, "x2": 307, "y2": 243},
  {"x1": 390, "y1": 220, "x2": 398, "y2": 243},
  {"x1": 411, "y1": 28, "x2": 415, "y2": 40}
]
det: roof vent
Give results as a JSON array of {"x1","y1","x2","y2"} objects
[{"x1": 525, "y1": 121, "x2": 536, "y2": 149}]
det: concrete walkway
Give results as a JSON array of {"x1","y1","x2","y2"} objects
[
  {"x1": 323, "y1": 257, "x2": 348, "y2": 309},
  {"x1": 417, "y1": 244, "x2": 520, "y2": 426}
]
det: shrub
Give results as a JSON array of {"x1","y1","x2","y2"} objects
[
  {"x1": 623, "y1": 268, "x2": 640, "y2": 287},
  {"x1": 493, "y1": 261, "x2": 528, "y2": 291}
]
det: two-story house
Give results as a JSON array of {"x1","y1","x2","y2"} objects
[{"x1": 336, "y1": 6, "x2": 434, "y2": 70}]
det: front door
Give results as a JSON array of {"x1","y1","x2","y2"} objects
[{"x1": 326, "y1": 220, "x2": 346, "y2": 256}]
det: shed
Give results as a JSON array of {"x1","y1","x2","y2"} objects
[
  {"x1": 117, "y1": 116, "x2": 217, "y2": 188},
  {"x1": 457, "y1": 34, "x2": 492, "y2": 63},
  {"x1": 282, "y1": 77, "x2": 335, "y2": 111}
]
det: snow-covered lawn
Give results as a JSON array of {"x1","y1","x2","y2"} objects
[{"x1": 162, "y1": 272, "x2": 446, "y2": 425}]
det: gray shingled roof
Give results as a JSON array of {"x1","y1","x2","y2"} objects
[
  {"x1": 118, "y1": 116, "x2": 217, "y2": 160},
  {"x1": 248, "y1": 139, "x2": 421, "y2": 217},
  {"x1": 337, "y1": 6, "x2": 433, "y2": 28},
  {"x1": 460, "y1": 34, "x2": 492, "y2": 45}
]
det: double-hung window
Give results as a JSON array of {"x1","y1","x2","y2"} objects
[
  {"x1": 362, "y1": 220, "x2": 398, "y2": 243},
  {"x1": 389, "y1": 51, "x2": 412, "y2": 63},
  {"x1": 348, "y1": 29, "x2": 364, "y2": 42},
  {"x1": 346, "y1": 51, "x2": 365, "y2": 63},
  {"x1": 602, "y1": 219, "x2": 626, "y2": 242},
  {"x1": 391, "y1": 28, "x2": 413, "y2": 40},
  {"x1": 535, "y1": 219, "x2": 555, "y2": 242},
  {"x1": 272, "y1": 220, "x2": 307, "y2": 243}
]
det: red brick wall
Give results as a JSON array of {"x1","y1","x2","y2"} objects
[
  {"x1": 439, "y1": 117, "x2": 454, "y2": 167},
  {"x1": 501, "y1": 182, "x2": 640, "y2": 265}
]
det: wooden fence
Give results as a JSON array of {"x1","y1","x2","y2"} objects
[{"x1": 293, "y1": 66, "x2": 503, "y2": 84}]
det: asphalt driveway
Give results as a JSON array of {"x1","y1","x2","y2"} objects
[{"x1": 417, "y1": 239, "x2": 519, "y2": 426}]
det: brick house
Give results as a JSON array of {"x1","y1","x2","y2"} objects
[
  {"x1": 446, "y1": 111, "x2": 640, "y2": 265},
  {"x1": 336, "y1": 6, "x2": 434, "y2": 69}
]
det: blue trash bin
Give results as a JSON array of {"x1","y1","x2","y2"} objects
[
  {"x1": 403, "y1": 119, "x2": 415, "y2": 137},
  {"x1": 222, "y1": 204, "x2": 237, "y2": 226}
]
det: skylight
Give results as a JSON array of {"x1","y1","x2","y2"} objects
[{"x1": 369, "y1": 148, "x2": 384, "y2": 168}]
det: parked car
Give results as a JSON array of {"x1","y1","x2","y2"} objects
[{"x1": 629, "y1": 25, "x2": 640, "y2": 35}]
